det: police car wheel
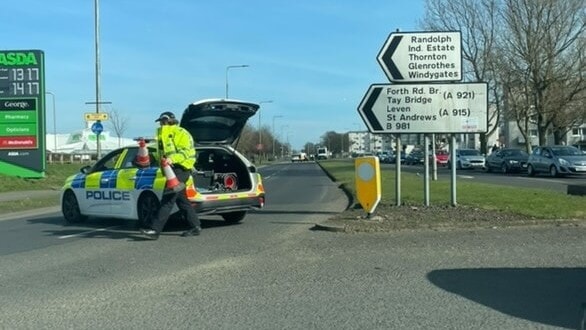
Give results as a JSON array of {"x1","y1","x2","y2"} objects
[
  {"x1": 137, "y1": 192, "x2": 160, "y2": 229},
  {"x1": 62, "y1": 190, "x2": 87, "y2": 224},
  {"x1": 221, "y1": 211, "x2": 246, "y2": 223}
]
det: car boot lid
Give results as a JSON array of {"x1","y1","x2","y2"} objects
[{"x1": 180, "y1": 99, "x2": 259, "y2": 145}]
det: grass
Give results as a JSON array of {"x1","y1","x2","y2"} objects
[
  {"x1": 0, "y1": 163, "x2": 84, "y2": 193},
  {"x1": 319, "y1": 160, "x2": 586, "y2": 220},
  {"x1": 0, "y1": 163, "x2": 84, "y2": 214}
]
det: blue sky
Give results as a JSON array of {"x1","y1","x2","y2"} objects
[{"x1": 1, "y1": 0, "x2": 425, "y2": 150}]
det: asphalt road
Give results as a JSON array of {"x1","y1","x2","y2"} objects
[{"x1": 0, "y1": 162, "x2": 584, "y2": 329}]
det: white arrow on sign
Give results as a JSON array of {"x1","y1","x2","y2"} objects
[
  {"x1": 377, "y1": 31, "x2": 462, "y2": 82},
  {"x1": 357, "y1": 83, "x2": 488, "y2": 134}
]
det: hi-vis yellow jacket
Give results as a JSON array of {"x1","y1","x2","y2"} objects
[{"x1": 155, "y1": 124, "x2": 196, "y2": 169}]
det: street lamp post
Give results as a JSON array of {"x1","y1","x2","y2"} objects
[
  {"x1": 280, "y1": 125, "x2": 288, "y2": 158},
  {"x1": 257, "y1": 100, "x2": 273, "y2": 162},
  {"x1": 45, "y1": 92, "x2": 57, "y2": 155},
  {"x1": 225, "y1": 64, "x2": 249, "y2": 99},
  {"x1": 272, "y1": 115, "x2": 283, "y2": 159}
]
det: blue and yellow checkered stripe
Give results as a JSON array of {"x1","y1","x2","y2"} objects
[{"x1": 68, "y1": 168, "x2": 165, "y2": 190}]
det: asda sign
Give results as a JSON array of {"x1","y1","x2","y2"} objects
[
  {"x1": 0, "y1": 52, "x2": 39, "y2": 66},
  {"x1": 0, "y1": 49, "x2": 45, "y2": 178}
]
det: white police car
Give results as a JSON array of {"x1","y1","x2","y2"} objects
[{"x1": 61, "y1": 99, "x2": 265, "y2": 227}]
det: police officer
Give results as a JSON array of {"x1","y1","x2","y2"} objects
[{"x1": 140, "y1": 111, "x2": 201, "y2": 240}]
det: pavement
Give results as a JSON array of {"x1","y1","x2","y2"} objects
[{"x1": 0, "y1": 190, "x2": 61, "y2": 222}]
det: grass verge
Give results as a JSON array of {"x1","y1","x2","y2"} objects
[
  {"x1": 319, "y1": 160, "x2": 585, "y2": 220},
  {"x1": 0, "y1": 163, "x2": 83, "y2": 214}
]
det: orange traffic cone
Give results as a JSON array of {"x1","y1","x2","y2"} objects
[
  {"x1": 161, "y1": 157, "x2": 185, "y2": 194},
  {"x1": 135, "y1": 138, "x2": 150, "y2": 167}
]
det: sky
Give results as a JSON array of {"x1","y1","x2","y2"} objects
[{"x1": 1, "y1": 0, "x2": 426, "y2": 150}]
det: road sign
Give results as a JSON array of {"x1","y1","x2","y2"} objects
[
  {"x1": 91, "y1": 121, "x2": 103, "y2": 135},
  {"x1": 84, "y1": 112, "x2": 108, "y2": 121},
  {"x1": 357, "y1": 83, "x2": 488, "y2": 134},
  {"x1": 377, "y1": 31, "x2": 461, "y2": 82},
  {"x1": 0, "y1": 49, "x2": 45, "y2": 178},
  {"x1": 355, "y1": 156, "x2": 381, "y2": 215}
]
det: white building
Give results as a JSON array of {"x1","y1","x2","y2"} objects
[{"x1": 46, "y1": 128, "x2": 137, "y2": 155}]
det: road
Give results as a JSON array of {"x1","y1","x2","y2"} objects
[{"x1": 0, "y1": 162, "x2": 584, "y2": 329}]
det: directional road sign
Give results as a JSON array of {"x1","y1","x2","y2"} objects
[
  {"x1": 357, "y1": 83, "x2": 488, "y2": 134},
  {"x1": 85, "y1": 112, "x2": 108, "y2": 121},
  {"x1": 377, "y1": 31, "x2": 461, "y2": 82}
]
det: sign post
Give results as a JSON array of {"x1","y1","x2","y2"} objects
[
  {"x1": 377, "y1": 31, "x2": 462, "y2": 83},
  {"x1": 0, "y1": 50, "x2": 45, "y2": 178},
  {"x1": 358, "y1": 83, "x2": 488, "y2": 134},
  {"x1": 358, "y1": 30, "x2": 487, "y2": 207}
]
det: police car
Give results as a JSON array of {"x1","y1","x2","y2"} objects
[{"x1": 61, "y1": 99, "x2": 265, "y2": 228}]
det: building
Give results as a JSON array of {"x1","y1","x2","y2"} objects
[{"x1": 46, "y1": 128, "x2": 137, "y2": 155}]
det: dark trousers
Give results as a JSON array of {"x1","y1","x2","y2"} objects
[{"x1": 151, "y1": 166, "x2": 200, "y2": 233}]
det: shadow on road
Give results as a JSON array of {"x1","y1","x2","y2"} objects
[{"x1": 427, "y1": 267, "x2": 586, "y2": 329}]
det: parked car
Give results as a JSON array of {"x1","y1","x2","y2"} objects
[
  {"x1": 405, "y1": 149, "x2": 425, "y2": 165},
  {"x1": 60, "y1": 99, "x2": 266, "y2": 227},
  {"x1": 432, "y1": 150, "x2": 450, "y2": 167},
  {"x1": 378, "y1": 151, "x2": 394, "y2": 163},
  {"x1": 484, "y1": 148, "x2": 529, "y2": 174},
  {"x1": 526, "y1": 145, "x2": 586, "y2": 177},
  {"x1": 448, "y1": 149, "x2": 485, "y2": 170}
]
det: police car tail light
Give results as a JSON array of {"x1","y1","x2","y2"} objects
[
  {"x1": 258, "y1": 196, "x2": 265, "y2": 207},
  {"x1": 257, "y1": 182, "x2": 264, "y2": 193}
]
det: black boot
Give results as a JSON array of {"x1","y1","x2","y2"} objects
[
  {"x1": 181, "y1": 226, "x2": 201, "y2": 237},
  {"x1": 140, "y1": 228, "x2": 160, "y2": 240}
]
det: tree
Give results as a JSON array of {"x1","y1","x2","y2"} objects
[
  {"x1": 500, "y1": 0, "x2": 586, "y2": 146},
  {"x1": 107, "y1": 108, "x2": 129, "y2": 147},
  {"x1": 420, "y1": 0, "x2": 502, "y2": 153}
]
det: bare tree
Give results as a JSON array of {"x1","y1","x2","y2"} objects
[
  {"x1": 107, "y1": 108, "x2": 129, "y2": 147},
  {"x1": 420, "y1": 0, "x2": 502, "y2": 153},
  {"x1": 501, "y1": 0, "x2": 586, "y2": 146}
]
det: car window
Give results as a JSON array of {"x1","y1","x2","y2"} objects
[
  {"x1": 551, "y1": 146, "x2": 580, "y2": 156},
  {"x1": 91, "y1": 149, "x2": 125, "y2": 172},
  {"x1": 120, "y1": 147, "x2": 158, "y2": 168},
  {"x1": 459, "y1": 149, "x2": 480, "y2": 156}
]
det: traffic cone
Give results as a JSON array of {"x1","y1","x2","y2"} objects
[
  {"x1": 135, "y1": 138, "x2": 150, "y2": 167},
  {"x1": 161, "y1": 157, "x2": 185, "y2": 194}
]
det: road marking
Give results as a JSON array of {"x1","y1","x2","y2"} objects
[{"x1": 58, "y1": 226, "x2": 120, "y2": 239}]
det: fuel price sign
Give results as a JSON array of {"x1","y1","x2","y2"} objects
[{"x1": 0, "y1": 50, "x2": 46, "y2": 178}]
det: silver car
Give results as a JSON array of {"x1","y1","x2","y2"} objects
[
  {"x1": 448, "y1": 149, "x2": 486, "y2": 170},
  {"x1": 527, "y1": 145, "x2": 586, "y2": 177}
]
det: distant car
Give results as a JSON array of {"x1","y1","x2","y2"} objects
[
  {"x1": 448, "y1": 149, "x2": 485, "y2": 170},
  {"x1": 388, "y1": 151, "x2": 406, "y2": 164},
  {"x1": 526, "y1": 145, "x2": 586, "y2": 177},
  {"x1": 432, "y1": 150, "x2": 449, "y2": 167},
  {"x1": 484, "y1": 148, "x2": 529, "y2": 174},
  {"x1": 405, "y1": 150, "x2": 425, "y2": 165},
  {"x1": 60, "y1": 99, "x2": 266, "y2": 227},
  {"x1": 291, "y1": 152, "x2": 308, "y2": 162},
  {"x1": 316, "y1": 147, "x2": 329, "y2": 160}
]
